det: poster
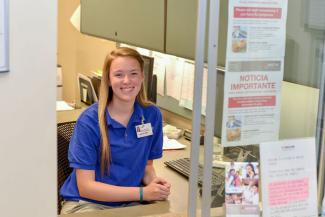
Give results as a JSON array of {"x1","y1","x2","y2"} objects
[
  {"x1": 0, "y1": 0, "x2": 8, "y2": 72},
  {"x1": 260, "y1": 138, "x2": 317, "y2": 217},
  {"x1": 222, "y1": 0, "x2": 288, "y2": 146},
  {"x1": 225, "y1": 162, "x2": 260, "y2": 217},
  {"x1": 221, "y1": 60, "x2": 283, "y2": 146},
  {"x1": 227, "y1": 0, "x2": 288, "y2": 59}
]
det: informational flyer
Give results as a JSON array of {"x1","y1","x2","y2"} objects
[
  {"x1": 221, "y1": 60, "x2": 283, "y2": 146},
  {"x1": 222, "y1": 0, "x2": 288, "y2": 146},
  {"x1": 225, "y1": 162, "x2": 260, "y2": 217},
  {"x1": 260, "y1": 138, "x2": 317, "y2": 217},
  {"x1": 0, "y1": 0, "x2": 9, "y2": 72},
  {"x1": 227, "y1": 0, "x2": 288, "y2": 59}
]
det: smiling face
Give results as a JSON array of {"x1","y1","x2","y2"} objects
[
  {"x1": 252, "y1": 185, "x2": 258, "y2": 193},
  {"x1": 109, "y1": 56, "x2": 144, "y2": 104},
  {"x1": 246, "y1": 164, "x2": 254, "y2": 176}
]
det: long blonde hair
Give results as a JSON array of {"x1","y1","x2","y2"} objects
[{"x1": 98, "y1": 47, "x2": 152, "y2": 176}]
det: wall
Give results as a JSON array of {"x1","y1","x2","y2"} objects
[
  {"x1": 285, "y1": 0, "x2": 325, "y2": 88},
  {"x1": 279, "y1": 81, "x2": 319, "y2": 139},
  {"x1": 0, "y1": 0, "x2": 56, "y2": 217},
  {"x1": 57, "y1": 0, "x2": 116, "y2": 104}
]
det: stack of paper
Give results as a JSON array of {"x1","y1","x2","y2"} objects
[
  {"x1": 56, "y1": 101, "x2": 74, "y2": 111},
  {"x1": 163, "y1": 136, "x2": 186, "y2": 150}
]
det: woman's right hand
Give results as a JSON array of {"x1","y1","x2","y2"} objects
[{"x1": 143, "y1": 177, "x2": 170, "y2": 201}]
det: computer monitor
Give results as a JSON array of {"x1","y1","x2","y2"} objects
[
  {"x1": 77, "y1": 73, "x2": 98, "y2": 105},
  {"x1": 90, "y1": 75, "x2": 101, "y2": 98},
  {"x1": 142, "y1": 55, "x2": 157, "y2": 103}
]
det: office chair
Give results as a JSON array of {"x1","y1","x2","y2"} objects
[{"x1": 57, "y1": 121, "x2": 76, "y2": 214}]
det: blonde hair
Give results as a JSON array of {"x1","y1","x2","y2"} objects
[{"x1": 98, "y1": 47, "x2": 152, "y2": 176}]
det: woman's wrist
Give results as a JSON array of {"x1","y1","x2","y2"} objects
[{"x1": 139, "y1": 187, "x2": 144, "y2": 202}]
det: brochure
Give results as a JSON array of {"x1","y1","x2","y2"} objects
[{"x1": 225, "y1": 162, "x2": 260, "y2": 217}]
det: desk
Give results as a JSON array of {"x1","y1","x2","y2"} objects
[
  {"x1": 58, "y1": 202, "x2": 224, "y2": 217},
  {"x1": 57, "y1": 109, "x2": 225, "y2": 217},
  {"x1": 57, "y1": 108, "x2": 86, "y2": 123}
]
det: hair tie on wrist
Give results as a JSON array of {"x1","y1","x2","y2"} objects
[{"x1": 139, "y1": 187, "x2": 144, "y2": 202}]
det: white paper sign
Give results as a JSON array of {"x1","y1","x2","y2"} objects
[
  {"x1": 227, "y1": 0, "x2": 288, "y2": 59},
  {"x1": 0, "y1": 0, "x2": 9, "y2": 72},
  {"x1": 222, "y1": 0, "x2": 288, "y2": 146},
  {"x1": 260, "y1": 138, "x2": 317, "y2": 217},
  {"x1": 221, "y1": 60, "x2": 283, "y2": 146}
]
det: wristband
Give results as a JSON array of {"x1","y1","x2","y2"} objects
[{"x1": 139, "y1": 187, "x2": 144, "y2": 202}]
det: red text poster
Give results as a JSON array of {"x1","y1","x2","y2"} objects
[
  {"x1": 222, "y1": 60, "x2": 283, "y2": 146},
  {"x1": 222, "y1": 0, "x2": 288, "y2": 146}
]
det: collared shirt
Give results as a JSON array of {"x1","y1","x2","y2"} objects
[{"x1": 60, "y1": 101, "x2": 163, "y2": 206}]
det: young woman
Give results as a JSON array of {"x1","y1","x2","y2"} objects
[
  {"x1": 245, "y1": 163, "x2": 257, "y2": 179},
  {"x1": 60, "y1": 47, "x2": 171, "y2": 214}
]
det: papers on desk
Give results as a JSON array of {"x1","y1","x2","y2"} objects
[
  {"x1": 163, "y1": 124, "x2": 183, "y2": 139},
  {"x1": 56, "y1": 100, "x2": 74, "y2": 111},
  {"x1": 163, "y1": 136, "x2": 186, "y2": 150}
]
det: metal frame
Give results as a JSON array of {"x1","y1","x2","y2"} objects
[
  {"x1": 318, "y1": 130, "x2": 325, "y2": 214},
  {"x1": 317, "y1": 39, "x2": 325, "y2": 214},
  {"x1": 0, "y1": 0, "x2": 9, "y2": 72},
  {"x1": 187, "y1": 0, "x2": 207, "y2": 216},
  {"x1": 188, "y1": 0, "x2": 220, "y2": 217},
  {"x1": 201, "y1": 1, "x2": 220, "y2": 217}
]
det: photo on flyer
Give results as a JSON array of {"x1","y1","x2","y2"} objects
[{"x1": 225, "y1": 162, "x2": 260, "y2": 216}]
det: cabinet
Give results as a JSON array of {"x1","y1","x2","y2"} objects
[
  {"x1": 80, "y1": 0, "x2": 165, "y2": 52},
  {"x1": 80, "y1": 0, "x2": 228, "y2": 65},
  {"x1": 165, "y1": 0, "x2": 228, "y2": 66},
  {"x1": 166, "y1": 0, "x2": 197, "y2": 60}
]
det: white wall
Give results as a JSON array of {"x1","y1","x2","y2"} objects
[{"x1": 0, "y1": 1, "x2": 56, "y2": 217}]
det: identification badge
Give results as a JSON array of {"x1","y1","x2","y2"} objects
[{"x1": 135, "y1": 123, "x2": 153, "y2": 138}]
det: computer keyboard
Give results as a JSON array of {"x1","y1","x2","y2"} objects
[{"x1": 164, "y1": 157, "x2": 225, "y2": 207}]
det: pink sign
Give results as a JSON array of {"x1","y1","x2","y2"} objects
[
  {"x1": 268, "y1": 178, "x2": 309, "y2": 207},
  {"x1": 234, "y1": 7, "x2": 282, "y2": 19},
  {"x1": 228, "y1": 96, "x2": 276, "y2": 108}
]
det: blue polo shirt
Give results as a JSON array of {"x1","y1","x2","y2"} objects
[{"x1": 60, "y1": 102, "x2": 163, "y2": 206}]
